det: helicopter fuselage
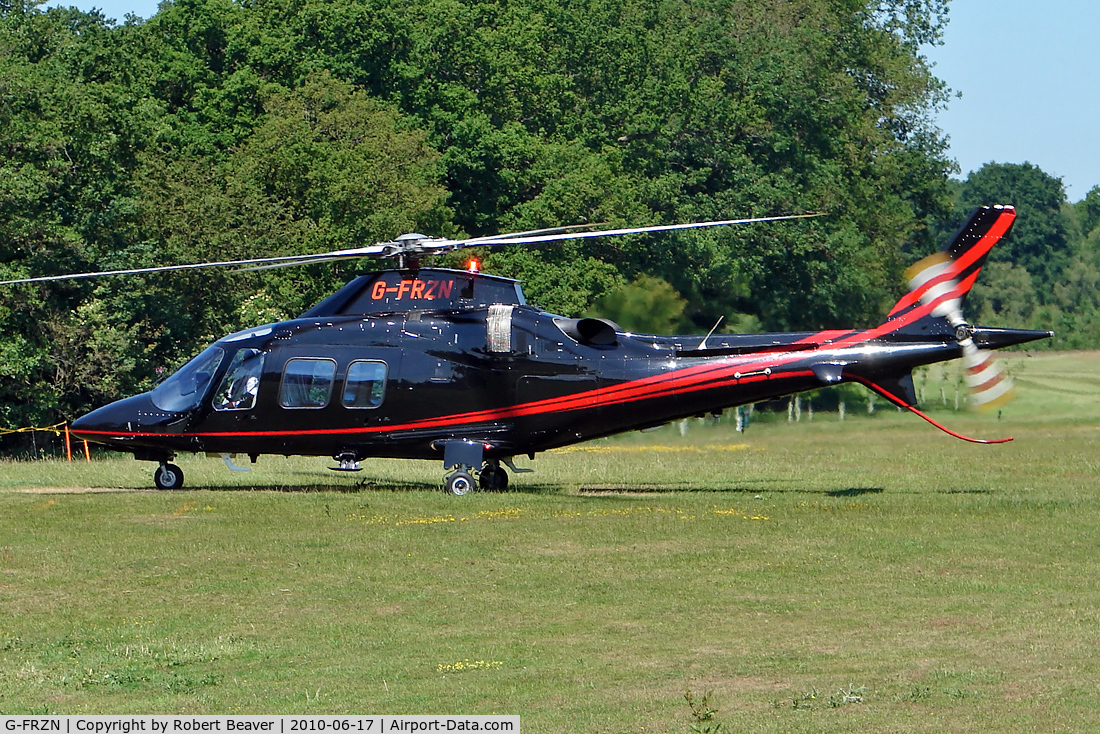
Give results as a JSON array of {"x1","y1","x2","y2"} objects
[{"x1": 69, "y1": 267, "x2": 1048, "y2": 473}]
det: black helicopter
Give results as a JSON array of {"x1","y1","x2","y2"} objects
[{"x1": 4, "y1": 206, "x2": 1051, "y2": 493}]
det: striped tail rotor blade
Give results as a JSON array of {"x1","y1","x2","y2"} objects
[
  {"x1": 961, "y1": 340, "x2": 1016, "y2": 411},
  {"x1": 905, "y1": 252, "x2": 966, "y2": 324}
]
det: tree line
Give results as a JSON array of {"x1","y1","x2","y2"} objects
[{"x1": 0, "y1": 0, "x2": 1086, "y2": 449}]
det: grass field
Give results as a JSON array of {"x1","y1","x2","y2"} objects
[{"x1": 2, "y1": 351, "x2": 1100, "y2": 732}]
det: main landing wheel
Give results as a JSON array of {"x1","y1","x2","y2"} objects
[
  {"x1": 479, "y1": 466, "x2": 509, "y2": 492},
  {"x1": 444, "y1": 470, "x2": 476, "y2": 496},
  {"x1": 154, "y1": 463, "x2": 184, "y2": 490}
]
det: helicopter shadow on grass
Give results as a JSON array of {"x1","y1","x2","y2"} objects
[
  {"x1": 143, "y1": 472, "x2": 997, "y2": 495},
  {"x1": 181, "y1": 478, "x2": 443, "y2": 494},
  {"x1": 825, "y1": 487, "x2": 885, "y2": 497},
  {"x1": 569, "y1": 484, "x2": 999, "y2": 498},
  {"x1": 566, "y1": 481, "x2": 888, "y2": 497}
]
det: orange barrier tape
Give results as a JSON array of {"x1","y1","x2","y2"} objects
[{"x1": 0, "y1": 422, "x2": 67, "y2": 437}]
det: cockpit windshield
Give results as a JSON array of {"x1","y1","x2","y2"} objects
[{"x1": 150, "y1": 345, "x2": 225, "y2": 412}]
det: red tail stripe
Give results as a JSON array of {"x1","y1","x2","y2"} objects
[
  {"x1": 953, "y1": 209, "x2": 1015, "y2": 273},
  {"x1": 887, "y1": 288, "x2": 920, "y2": 317},
  {"x1": 886, "y1": 208, "x2": 1014, "y2": 318}
]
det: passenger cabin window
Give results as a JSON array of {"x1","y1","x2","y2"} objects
[
  {"x1": 279, "y1": 358, "x2": 336, "y2": 409},
  {"x1": 342, "y1": 360, "x2": 388, "y2": 408},
  {"x1": 213, "y1": 348, "x2": 265, "y2": 411}
]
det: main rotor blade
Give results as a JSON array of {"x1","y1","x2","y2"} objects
[
  {"x1": 241, "y1": 215, "x2": 791, "y2": 266},
  {"x1": 0, "y1": 213, "x2": 818, "y2": 285},
  {"x1": 463, "y1": 223, "x2": 608, "y2": 244},
  {"x1": 236, "y1": 244, "x2": 395, "y2": 273},
  {"x1": 0, "y1": 252, "x2": 358, "y2": 286},
  {"x1": 450, "y1": 213, "x2": 822, "y2": 248}
]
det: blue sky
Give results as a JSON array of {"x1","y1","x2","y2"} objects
[
  {"x1": 48, "y1": 0, "x2": 1100, "y2": 200},
  {"x1": 925, "y1": 1, "x2": 1100, "y2": 199}
]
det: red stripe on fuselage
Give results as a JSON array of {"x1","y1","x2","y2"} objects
[{"x1": 75, "y1": 356, "x2": 824, "y2": 441}]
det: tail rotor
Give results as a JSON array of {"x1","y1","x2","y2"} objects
[
  {"x1": 958, "y1": 330, "x2": 1016, "y2": 411},
  {"x1": 904, "y1": 249, "x2": 1016, "y2": 412}
]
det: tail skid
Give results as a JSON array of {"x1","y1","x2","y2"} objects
[{"x1": 852, "y1": 374, "x2": 1013, "y2": 445}]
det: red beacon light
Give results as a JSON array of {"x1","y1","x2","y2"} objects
[{"x1": 467, "y1": 258, "x2": 480, "y2": 273}]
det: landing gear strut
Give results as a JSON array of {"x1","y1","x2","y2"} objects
[
  {"x1": 154, "y1": 462, "x2": 184, "y2": 490},
  {"x1": 437, "y1": 441, "x2": 517, "y2": 495},
  {"x1": 440, "y1": 439, "x2": 484, "y2": 495}
]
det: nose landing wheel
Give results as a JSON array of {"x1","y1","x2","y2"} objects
[{"x1": 154, "y1": 462, "x2": 185, "y2": 490}]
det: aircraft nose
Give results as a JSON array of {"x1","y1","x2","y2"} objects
[
  {"x1": 70, "y1": 394, "x2": 185, "y2": 443},
  {"x1": 71, "y1": 396, "x2": 143, "y2": 441}
]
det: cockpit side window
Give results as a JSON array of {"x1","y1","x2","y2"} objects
[
  {"x1": 213, "y1": 348, "x2": 265, "y2": 411},
  {"x1": 150, "y1": 346, "x2": 225, "y2": 413}
]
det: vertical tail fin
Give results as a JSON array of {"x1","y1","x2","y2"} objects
[
  {"x1": 884, "y1": 204, "x2": 1020, "y2": 413},
  {"x1": 886, "y1": 205, "x2": 1016, "y2": 323}
]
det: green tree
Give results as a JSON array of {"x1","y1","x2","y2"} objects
[
  {"x1": 0, "y1": 0, "x2": 961, "y2": 449},
  {"x1": 955, "y1": 162, "x2": 1070, "y2": 286},
  {"x1": 587, "y1": 275, "x2": 688, "y2": 334},
  {"x1": 231, "y1": 0, "x2": 955, "y2": 325},
  {"x1": 128, "y1": 71, "x2": 450, "y2": 362},
  {"x1": 1078, "y1": 185, "x2": 1100, "y2": 238},
  {"x1": 0, "y1": 4, "x2": 448, "y2": 447},
  {"x1": 0, "y1": 3, "x2": 159, "y2": 439}
]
